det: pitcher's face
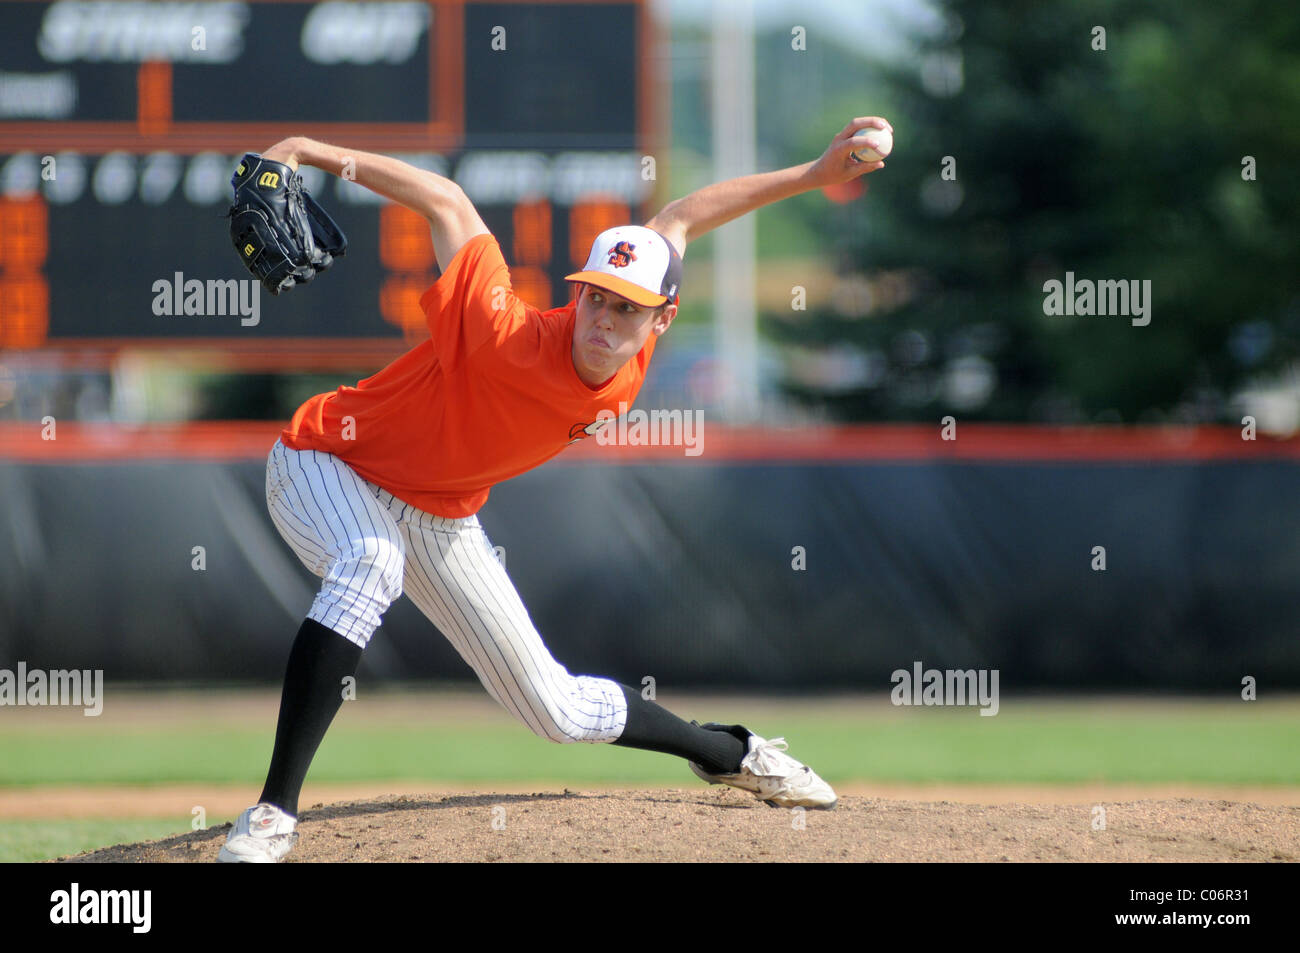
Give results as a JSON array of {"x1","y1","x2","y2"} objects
[{"x1": 571, "y1": 284, "x2": 675, "y2": 388}]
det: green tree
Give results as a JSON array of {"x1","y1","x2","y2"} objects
[{"x1": 768, "y1": 0, "x2": 1300, "y2": 422}]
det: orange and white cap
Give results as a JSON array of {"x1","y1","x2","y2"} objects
[{"x1": 565, "y1": 225, "x2": 683, "y2": 308}]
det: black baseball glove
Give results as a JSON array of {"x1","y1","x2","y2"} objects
[{"x1": 227, "y1": 153, "x2": 347, "y2": 295}]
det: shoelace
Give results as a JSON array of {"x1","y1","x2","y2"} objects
[{"x1": 745, "y1": 737, "x2": 798, "y2": 776}]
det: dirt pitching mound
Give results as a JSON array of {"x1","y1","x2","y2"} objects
[{"x1": 57, "y1": 790, "x2": 1300, "y2": 863}]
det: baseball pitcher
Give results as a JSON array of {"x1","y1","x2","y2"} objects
[{"x1": 218, "y1": 117, "x2": 891, "y2": 862}]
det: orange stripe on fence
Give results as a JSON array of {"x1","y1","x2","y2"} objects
[
  {"x1": 557, "y1": 424, "x2": 1300, "y2": 463},
  {"x1": 2, "y1": 423, "x2": 1299, "y2": 464},
  {"x1": 0, "y1": 421, "x2": 285, "y2": 461}
]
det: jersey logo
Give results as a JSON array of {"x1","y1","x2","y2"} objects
[
  {"x1": 569, "y1": 418, "x2": 611, "y2": 442},
  {"x1": 258, "y1": 171, "x2": 280, "y2": 189},
  {"x1": 606, "y1": 241, "x2": 637, "y2": 268},
  {"x1": 243, "y1": 242, "x2": 256, "y2": 257}
]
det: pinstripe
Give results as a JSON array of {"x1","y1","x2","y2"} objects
[
  {"x1": 268, "y1": 484, "x2": 323, "y2": 555},
  {"x1": 459, "y1": 528, "x2": 609, "y2": 722},
  {"x1": 324, "y1": 451, "x2": 404, "y2": 642},
  {"x1": 435, "y1": 529, "x2": 560, "y2": 715},
  {"x1": 273, "y1": 512, "x2": 329, "y2": 570},
  {"x1": 266, "y1": 440, "x2": 403, "y2": 647},
  {"x1": 265, "y1": 442, "x2": 330, "y2": 569},
  {"x1": 396, "y1": 505, "x2": 575, "y2": 737},
  {"x1": 314, "y1": 450, "x2": 385, "y2": 615},
  {"x1": 267, "y1": 447, "x2": 331, "y2": 571},
  {"x1": 292, "y1": 449, "x2": 352, "y2": 624},
  {"x1": 404, "y1": 517, "x2": 550, "y2": 735},
  {"x1": 411, "y1": 514, "x2": 623, "y2": 740},
  {"x1": 441, "y1": 525, "x2": 608, "y2": 733},
  {"x1": 324, "y1": 450, "x2": 401, "y2": 638},
  {"x1": 397, "y1": 530, "x2": 546, "y2": 735},
  {"x1": 264, "y1": 439, "x2": 625, "y2": 740},
  {"x1": 310, "y1": 452, "x2": 364, "y2": 610},
  {"x1": 440, "y1": 526, "x2": 608, "y2": 725},
  {"x1": 274, "y1": 449, "x2": 331, "y2": 564},
  {"x1": 267, "y1": 501, "x2": 328, "y2": 572},
  {"x1": 351, "y1": 466, "x2": 405, "y2": 606},
  {"x1": 365, "y1": 488, "x2": 534, "y2": 726},
  {"x1": 424, "y1": 525, "x2": 559, "y2": 733},
  {"x1": 285, "y1": 447, "x2": 349, "y2": 623},
  {"x1": 289, "y1": 449, "x2": 339, "y2": 562}
]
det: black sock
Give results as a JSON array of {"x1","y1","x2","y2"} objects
[
  {"x1": 258, "y1": 619, "x2": 363, "y2": 817},
  {"x1": 610, "y1": 684, "x2": 748, "y2": 773}
]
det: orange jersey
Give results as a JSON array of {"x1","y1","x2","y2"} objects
[{"x1": 281, "y1": 233, "x2": 657, "y2": 517}]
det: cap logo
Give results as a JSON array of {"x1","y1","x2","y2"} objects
[{"x1": 606, "y1": 241, "x2": 637, "y2": 268}]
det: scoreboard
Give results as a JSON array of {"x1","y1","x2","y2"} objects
[{"x1": 0, "y1": 0, "x2": 656, "y2": 350}]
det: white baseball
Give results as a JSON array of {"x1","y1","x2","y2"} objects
[{"x1": 849, "y1": 127, "x2": 893, "y2": 163}]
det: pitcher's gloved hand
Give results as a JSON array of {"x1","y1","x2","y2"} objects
[{"x1": 227, "y1": 153, "x2": 347, "y2": 295}]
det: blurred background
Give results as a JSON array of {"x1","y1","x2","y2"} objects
[{"x1": 1, "y1": 0, "x2": 1299, "y2": 691}]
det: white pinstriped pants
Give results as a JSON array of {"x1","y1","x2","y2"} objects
[{"x1": 264, "y1": 439, "x2": 628, "y2": 743}]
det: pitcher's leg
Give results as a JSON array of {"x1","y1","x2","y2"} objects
[
  {"x1": 383, "y1": 505, "x2": 836, "y2": 812},
  {"x1": 223, "y1": 446, "x2": 412, "y2": 862},
  {"x1": 397, "y1": 510, "x2": 626, "y2": 743},
  {"x1": 393, "y1": 508, "x2": 743, "y2": 773},
  {"x1": 260, "y1": 442, "x2": 406, "y2": 813},
  {"x1": 266, "y1": 441, "x2": 405, "y2": 647},
  {"x1": 257, "y1": 619, "x2": 363, "y2": 816}
]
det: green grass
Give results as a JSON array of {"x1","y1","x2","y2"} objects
[
  {"x1": 3, "y1": 696, "x2": 1297, "y2": 787},
  {"x1": 784, "y1": 710, "x2": 1300, "y2": 785},
  {"x1": 0, "y1": 819, "x2": 183, "y2": 863},
  {"x1": 311, "y1": 705, "x2": 1300, "y2": 785}
]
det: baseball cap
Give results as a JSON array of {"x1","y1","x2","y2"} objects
[{"x1": 565, "y1": 225, "x2": 683, "y2": 308}]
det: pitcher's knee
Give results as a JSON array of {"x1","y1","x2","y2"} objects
[
  {"x1": 311, "y1": 537, "x2": 405, "y2": 649},
  {"x1": 525, "y1": 673, "x2": 627, "y2": 744}
]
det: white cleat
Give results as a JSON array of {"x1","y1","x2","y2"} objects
[
  {"x1": 217, "y1": 803, "x2": 299, "y2": 863},
  {"x1": 690, "y1": 724, "x2": 838, "y2": 809}
]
